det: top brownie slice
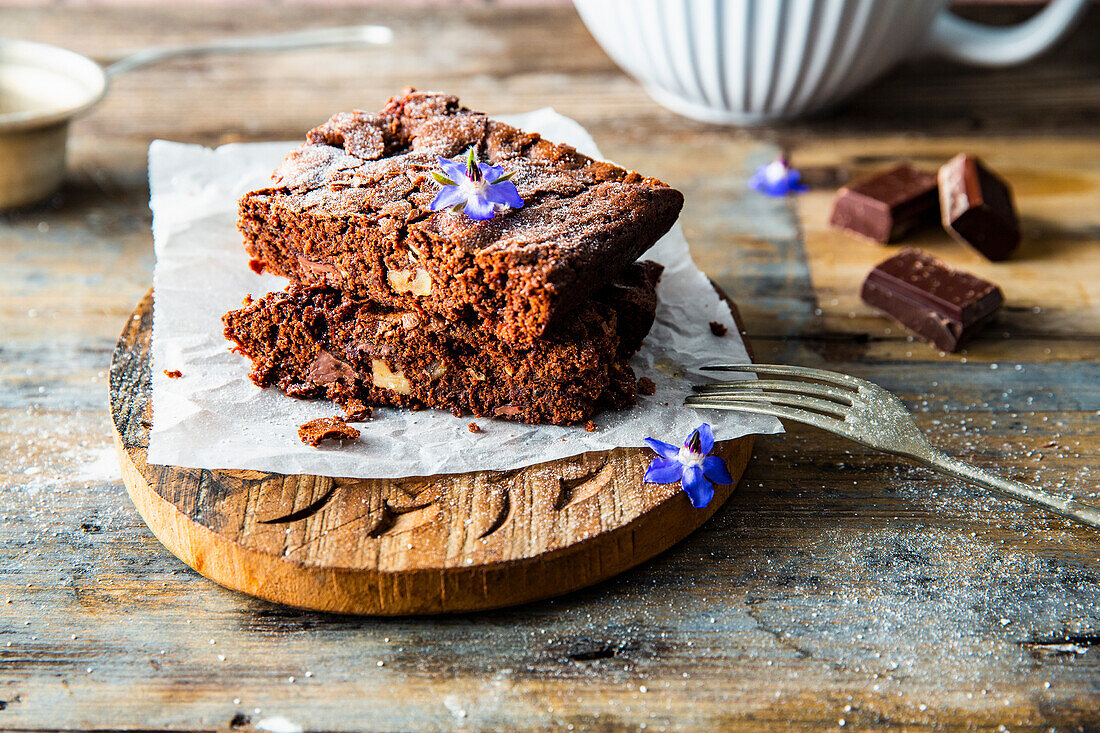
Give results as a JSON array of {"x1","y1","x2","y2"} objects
[{"x1": 239, "y1": 88, "x2": 683, "y2": 345}]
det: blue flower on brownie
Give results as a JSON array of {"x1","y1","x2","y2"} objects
[
  {"x1": 644, "y1": 423, "x2": 734, "y2": 509},
  {"x1": 430, "y1": 147, "x2": 524, "y2": 221}
]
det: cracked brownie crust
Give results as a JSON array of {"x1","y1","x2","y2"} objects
[
  {"x1": 223, "y1": 262, "x2": 663, "y2": 426},
  {"x1": 238, "y1": 88, "x2": 683, "y2": 345}
]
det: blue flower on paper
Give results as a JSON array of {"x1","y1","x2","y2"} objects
[
  {"x1": 643, "y1": 423, "x2": 734, "y2": 509},
  {"x1": 748, "y1": 157, "x2": 808, "y2": 197},
  {"x1": 430, "y1": 147, "x2": 524, "y2": 221}
]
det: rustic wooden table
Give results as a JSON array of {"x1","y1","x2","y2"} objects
[{"x1": 2, "y1": 4, "x2": 1098, "y2": 731}]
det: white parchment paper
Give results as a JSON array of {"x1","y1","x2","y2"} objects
[{"x1": 147, "y1": 109, "x2": 782, "y2": 478}]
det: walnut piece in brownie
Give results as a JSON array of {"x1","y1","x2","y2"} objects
[
  {"x1": 298, "y1": 416, "x2": 360, "y2": 446},
  {"x1": 708, "y1": 321, "x2": 728, "y2": 337},
  {"x1": 223, "y1": 262, "x2": 662, "y2": 426},
  {"x1": 239, "y1": 88, "x2": 682, "y2": 345}
]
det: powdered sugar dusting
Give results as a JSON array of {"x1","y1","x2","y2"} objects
[
  {"x1": 255, "y1": 716, "x2": 304, "y2": 733},
  {"x1": 72, "y1": 447, "x2": 123, "y2": 483}
]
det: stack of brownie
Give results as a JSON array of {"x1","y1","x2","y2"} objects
[{"x1": 222, "y1": 89, "x2": 684, "y2": 426}]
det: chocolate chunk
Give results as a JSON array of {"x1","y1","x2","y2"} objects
[
  {"x1": 938, "y1": 154, "x2": 1020, "y2": 261},
  {"x1": 829, "y1": 164, "x2": 938, "y2": 243},
  {"x1": 306, "y1": 351, "x2": 356, "y2": 385},
  {"x1": 298, "y1": 416, "x2": 360, "y2": 446},
  {"x1": 860, "y1": 248, "x2": 1003, "y2": 352}
]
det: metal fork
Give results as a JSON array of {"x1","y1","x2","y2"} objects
[{"x1": 686, "y1": 364, "x2": 1100, "y2": 530}]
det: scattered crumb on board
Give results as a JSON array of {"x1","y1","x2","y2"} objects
[
  {"x1": 709, "y1": 321, "x2": 728, "y2": 337},
  {"x1": 163, "y1": 369, "x2": 182, "y2": 379},
  {"x1": 468, "y1": 422, "x2": 483, "y2": 433}
]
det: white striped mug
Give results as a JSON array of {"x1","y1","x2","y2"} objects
[{"x1": 574, "y1": 0, "x2": 1087, "y2": 124}]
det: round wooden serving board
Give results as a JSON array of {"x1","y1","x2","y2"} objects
[{"x1": 111, "y1": 290, "x2": 755, "y2": 615}]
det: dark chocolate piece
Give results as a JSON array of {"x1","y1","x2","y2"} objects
[
  {"x1": 829, "y1": 164, "x2": 938, "y2": 243},
  {"x1": 860, "y1": 248, "x2": 1003, "y2": 352},
  {"x1": 938, "y1": 154, "x2": 1020, "y2": 261}
]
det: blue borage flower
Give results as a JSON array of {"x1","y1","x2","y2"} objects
[
  {"x1": 748, "y1": 157, "x2": 808, "y2": 197},
  {"x1": 643, "y1": 423, "x2": 734, "y2": 509},
  {"x1": 430, "y1": 148, "x2": 524, "y2": 221}
]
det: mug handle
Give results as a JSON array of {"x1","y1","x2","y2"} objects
[{"x1": 925, "y1": 0, "x2": 1087, "y2": 67}]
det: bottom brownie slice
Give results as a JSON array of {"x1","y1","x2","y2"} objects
[{"x1": 223, "y1": 261, "x2": 662, "y2": 426}]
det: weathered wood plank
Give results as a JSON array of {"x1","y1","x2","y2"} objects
[{"x1": 1, "y1": 3, "x2": 1098, "y2": 731}]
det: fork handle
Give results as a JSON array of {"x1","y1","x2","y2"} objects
[{"x1": 923, "y1": 450, "x2": 1100, "y2": 529}]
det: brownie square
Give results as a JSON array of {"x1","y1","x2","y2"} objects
[
  {"x1": 223, "y1": 261, "x2": 663, "y2": 426},
  {"x1": 239, "y1": 89, "x2": 683, "y2": 346}
]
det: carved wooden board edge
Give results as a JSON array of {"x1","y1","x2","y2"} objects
[{"x1": 110, "y1": 289, "x2": 755, "y2": 615}]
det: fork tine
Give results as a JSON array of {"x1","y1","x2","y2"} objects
[
  {"x1": 699, "y1": 364, "x2": 864, "y2": 391},
  {"x1": 690, "y1": 391, "x2": 849, "y2": 418},
  {"x1": 692, "y1": 379, "x2": 855, "y2": 405},
  {"x1": 684, "y1": 396, "x2": 848, "y2": 434}
]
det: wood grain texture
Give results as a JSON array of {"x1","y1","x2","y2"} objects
[
  {"x1": 109, "y1": 293, "x2": 753, "y2": 615},
  {"x1": 1, "y1": 3, "x2": 1099, "y2": 731}
]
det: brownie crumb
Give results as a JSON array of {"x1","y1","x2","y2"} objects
[
  {"x1": 584, "y1": 420, "x2": 597, "y2": 432},
  {"x1": 248, "y1": 258, "x2": 266, "y2": 275},
  {"x1": 163, "y1": 369, "x2": 183, "y2": 379},
  {"x1": 341, "y1": 398, "x2": 373, "y2": 422},
  {"x1": 709, "y1": 321, "x2": 728, "y2": 337},
  {"x1": 298, "y1": 416, "x2": 360, "y2": 447},
  {"x1": 637, "y1": 377, "x2": 656, "y2": 396},
  {"x1": 450, "y1": 407, "x2": 465, "y2": 418},
  {"x1": 468, "y1": 422, "x2": 483, "y2": 433}
]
